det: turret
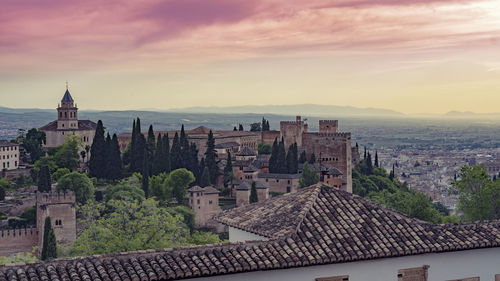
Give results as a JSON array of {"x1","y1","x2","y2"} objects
[{"x1": 57, "y1": 85, "x2": 78, "y2": 130}]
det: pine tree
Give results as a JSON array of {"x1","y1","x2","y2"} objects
[
  {"x1": 41, "y1": 217, "x2": 57, "y2": 260},
  {"x1": 238, "y1": 124, "x2": 244, "y2": 131},
  {"x1": 269, "y1": 138, "x2": 279, "y2": 173},
  {"x1": 374, "y1": 151, "x2": 379, "y2": 168},
  {"x1": 200, "y1": 166, "x2": 211, "y2": 187},
  {"x1": 163, "y1": 134, "x2": 171, "y2": 173},
  {"x1": 152, "y1": 134, "x2": 163, "y2": 175},
  {"x1": 299, "y1": 151, "x2": 307, "y2": 164},
  {"x1": 107, "y1": 134, "x2": 123, "y2": 180},
  {"x1": 277, "y1": 138, "x2": 287, "y2": 173},
  {"x1": 89, "y1": 120, "x2": 106, "y2": 178},
  {"x1": 170, "y1": 132, "x2": 181, "y2": 170},
  {"x1": 38, "y1": 165, "x2": 51, "y2": 192},
  {"x1": 309, "y1": 153, "x2": 316, "y2": 164},
  {"x1": 205, "y1": 130, "x2": 218, "y2": 185},
  {"x1": 224, "y1": 152, "x2": 233, "y2": 187},
  {"x1": 141, "y1": 150, "x2": 149, "y2": 198},
  {"x1": 249, "y1": 182, "x2": 258, "y2": 203}
]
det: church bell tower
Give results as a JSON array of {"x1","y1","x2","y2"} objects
[{"x1": 57, "y1": 83, "x2": 78, "y2": 130}]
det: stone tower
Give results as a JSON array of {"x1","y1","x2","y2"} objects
[
  {"x1": 36, "y1": 192, "x2": 76, "y2": 251},
  {"x1": 57, "y1": 86, "x2": 78, "y2": 130}
]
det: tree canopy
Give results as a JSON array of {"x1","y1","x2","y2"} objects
[{"x1": 56, "y1": 172, "x2": 94, "y2": 204}]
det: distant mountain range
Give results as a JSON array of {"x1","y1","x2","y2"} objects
[
  {"x1": 166, "y1": 104, "x2": 405, "y2": 117},
  {"x1": 444, "y1": 111, "x2": 500, "y2": 118}
]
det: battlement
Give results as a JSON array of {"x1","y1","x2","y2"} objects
[
  {"x1": 36, "y1": 191, "x2": 75, "y2": 205},
  {"x1": 319, "y1": 120, "x2": 339, "y2": 124},
  {"x1": 280, "y1": 121, "x2": 303, "y2": 125},
  {"x1": 314, "y1": 132, "x2": 351, "y2": 138},
  {"x1": 0, "y1": 227, "x2": 38, "y2": 239}
]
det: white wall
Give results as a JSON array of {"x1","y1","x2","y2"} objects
[
  {"x1": 187, "y1": 247, "x2": 500, "y2": 281},
  {"x1": 229, "y1": 227, "x2": 268, "y2": 243}
]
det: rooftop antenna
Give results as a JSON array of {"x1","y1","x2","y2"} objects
[{"x1": 65, "y1": 81, "x2": 69, "y2": 91}]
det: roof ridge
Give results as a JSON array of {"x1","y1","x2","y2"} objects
[{"x1": 292, "y1": 184, "x2": 323, "y2": 235}]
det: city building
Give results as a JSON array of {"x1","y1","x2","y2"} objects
[
  {"x1": 39, "y1": 87, "x2": 97, "y2": 149},
  {"x1": 187, "y1": 186, "x2": 221, "y2": 230},
  {"x1": 6, "y1": 185, "x2": 500, "y2": 280},
  {"x1": 0, "y1": 140, "x2": 19, "y2": 171}
]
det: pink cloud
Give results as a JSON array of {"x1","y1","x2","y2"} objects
[{"x1": 0, "y1": 0, "x2": 498, "y2": 74}]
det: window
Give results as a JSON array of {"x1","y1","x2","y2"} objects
[
  {"x1": 398, "y1": 265, "x2": 429, "y2": 281},
  {"x1": 316, "y1": 275, "x2": 349, "y2": 281},
  {"x1": 209, "y1": 200, "x2": 213, "y2": 205},
  {"x1": 288, "y1": 180, "x2": 291, "y2": 184},
  {"x1": 197, "y1": 199, "x2": 200, "y2": 204},
  {"x1": 286, "y1": 186, "x2": 291, "y2": 193}
]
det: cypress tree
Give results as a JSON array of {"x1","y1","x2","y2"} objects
[
  {"x1": 141, "y1": 149, "x2": 149, "y2": 198},
  {"x1": 286, "y1": 144, "x2": 294, "y2": 174},
  {"x1": 89, "y1": 120, "x2": 106, "y2": 178},
  {"x1": 187, "y1": 143, "x2": 199, "y2": 180},
  {"x1": 262, "y1": 118, "x2": 267, "y2": 131},
  {"x1": 299, "y1": 151, "x2": 307, "y2": 164},
  {"x1": 129, "y1": 119, "x2": 137, "y2": 171},
  {"x1": 132, "y1": 118, "x2": 146, "y2": 173},
  {"x1": 205, "y1": 130, "x2": 218, "y2": 185},
  {"x1": 198, "y1": 158, "x2": 205, "y2": 185},
  {"x1": 170, "y1": 132, "x2": 181, "y2": 170},
  {"x1": 363, "y1": 146, "x2": 367, "y2": 160},
  {"x1": 41, "y1": 217, "x2": 57, "y2": 260},
  {"x1": 266, "y1": 120, "x2": 270, "y2": 131},
  {"x1": 249, "y1": 182, "x2": 258, "y2": 203},
  {"x1": 152, "y1": 134, "x2": 163, "y2": 175},
  {"x1": 180, "y1": 125, "x2": 190, "y2": 168},
  {"x1": 38, "y1": 165, "x2": 51, "y2": 192},
  {"x1": 224, "y1": 152, "x2": 233, "y2": 187},
  {"x1": 103, "y1": 133, "x2": 111, "y2": 177},
  {"x1": 374, "y1": 151, "x2": 379, "y2": 168},
  {"x1": 200, "y1": 166, "x2": 211, "y2": 187},
  {"x1": 238, "y1": 124, "x2": 244, "y2": 131},
  {"x1": 366, "y1": 152, "x2": 373, "y2": 175},
  {"x1": 309, "y1": 153, "x2": 316, "y2": 164},
  {"x1": 163, "y1": 134, "x2": 171, "y2": 173},
  {"x1": 146, "y1": 125, "x2": 155, "y2": 176},
  {"x1": 233, "y1": 126, "x2": 237, "y2": 131},
  {"x1": 269, "y1": 138, "x2": 279, "y2": 173},
  {"x1": 277, "y1": 138, "x2": 287, "y2": 174},
  {"x1": 107, "y1": 134, "x2": 123, "y2": 180}
]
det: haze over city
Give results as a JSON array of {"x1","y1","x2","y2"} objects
[{"x1": 1, "y1": 0, "x2": 500, "y2": 114}]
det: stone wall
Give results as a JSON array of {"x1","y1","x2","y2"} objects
[
  {"x1": 0, "y1": 227, "x2": 38, "y2": 257},
  {"x1": 36, "y1": 192, "x2": 76, "y2": 249}
]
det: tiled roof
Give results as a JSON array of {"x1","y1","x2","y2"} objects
[
  {"x1": 0, "y1": 140, "x2": 18, "y2": 147},
  {"x1": 236, "y1": 147, "x2": 256, "y2": 156},
  {"x1": 61, "y1": 89, "x2": 74, "y2": 102},
  {"x1": 3, "y1": 185, "x2": 500, "y2": 280},
  {"x1": 187, "y1": 186, "x2": 219, "y2": 194},
  {"x1": 215, "y1": 142, "x2": 240, "y2": 149},
  {"x1": 39, "y1": 120, "x2": 97, "y2": 131},
  {"x1": 257, "y1": 173, "x2": 301, "y2": 179}
]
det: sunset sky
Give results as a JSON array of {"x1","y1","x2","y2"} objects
[{"x1": 1, "y1": 0, "x2": 499, "y2": 114}]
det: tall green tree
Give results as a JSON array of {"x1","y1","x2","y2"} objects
[
  {"x1": 308, "y1": 153, "x2": 316, "y2": 164},
  {"x1": 89, "y1": 120, "x2": 106, "y2": 178},
  {"x1": 258, "y1": 143, "x2": 272, "y2": 155},
  {"x1": 23, "y1": 128, "x2": 46, "y2": 163},
  {"x1": 277, "y1": 138, "x2": 287, "y2": 174},
  {"x1": 129, "y1": 119, "x2": 137, "y2": 172},
  {"x1": 205, "y1": 130, "x2": 218, "y2": 185},
  {"x1": 162, "y1": 134, "x2": 171, "y2": 173},
  {"x1": 238, "y1": 124, "x2": 244, "y2": 131},
  {"x1": 107, "y1": 134, "x2": 123, "y2": 180},
  {"x1": 167, "y1": 169, "x2": 195, "y2": 203},
  {"x1": 37, "y1": 165, "x2": 52, "y2": 192},
  {"x1": 223, "y1": 152, "x2": 234, "y2": 187},
  {"x1": 250, "y1": 122, "x2": 261, "y2": 132},
  {"x1": 187, "y1": 143, "x2": 199, "y2": 180},
  {"x1": 269, "y1": 138, "x2": 279, "y2": 173},
  {"x1": 250, "y1": 182, "x2": 258, "y2": 203},
  {"x1": 366, "y1": 152, "x2": 373, "y2": 175},
  {"x1": 146, "y1": 125, "x2": 155, "y2": 176},
  {"x1": 57, "y1": 172, "x2": 94, "y2": 204},
  {"x1": 131, "y1": 118, "x2": 146, "y2": 173},
  {"x1": 53, "y1": 136, "x2": 81, "y2": 171},
  {"x1": 299, "y1": 151, "x2": 307, "y2": 164},
  {"x1": 374, "y1": 151, "x2": 379, "y2": 167},
  {"x1": 286, "y1": 143, "x2": 298, "y2": 174},
  {"x1": 170, "y1": 132, "x2": 182, "y2": 170},
  {"x1": 152, "y1": 134, "x2": 163, "y2": 176},
  {"x1": 200, "y1": 166, "x2": 211, "y2": 187},
  {"x1": 299, "y1": 162, "x2": 320, "y2": 188},
  {"x1": 41, "y1": 217, "x2": 57, "y2": 260},
  {"x1": 452, "y1": 165, "x2": 500, "y2": 221}
]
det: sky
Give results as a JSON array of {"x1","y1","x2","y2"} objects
[{"x1": 0, "y1": 0, "x2": 499, "y2": 115}]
